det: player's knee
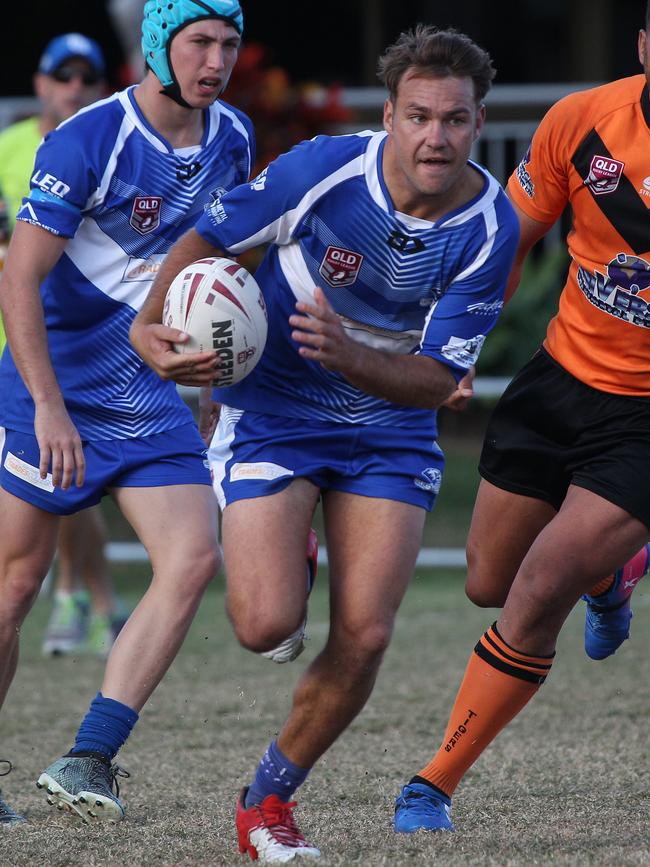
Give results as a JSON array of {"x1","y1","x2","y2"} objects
[
  {"x1": 465, "y1": 576, "x2": 507, "y2": 608},
  {"x1": 336, "y1": 617, "x2": 393, "y2": 659},
  {"x1": 230, "y1": 610, "x2": 305, "y2": 654},
  {"x1": 177, "y1": 544, "x2": 221, "y2": 596},
  {"x1": 1, "y1": 564, "x2": 45, "y2": 622},
  {"x1": 465, "y1": 545, "x2": 509, "y2": 607}
]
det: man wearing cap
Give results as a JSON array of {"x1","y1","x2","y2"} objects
[
  {"x1": 0, "y1": 34, "x2": 129, "y2": 667},
  {"x1": 0, "y1": 1, "x2": 251, "y2": 826},
  {"x1": 0, "y1": 33, "x2": 105, "y2": 232}
]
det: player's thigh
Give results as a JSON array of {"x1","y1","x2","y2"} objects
[
  {"x1": 112, "y1": 483, "x2": 220, "y2": 578},
  {"x1": 0, "y1": 486, "x2": 60, "y2": 589},
  {"x1": 322, "y1": 490, "x2": 426, "y2": 645},
  {"x1": 222, "y1": 477, "x2": 321, "y2": 623},
  {"x1": 465, "y1": 479, "x2": 556, "y2": 607},
  {"x1": 503, "y1": 485, "x2": 650, "y2": 638}
]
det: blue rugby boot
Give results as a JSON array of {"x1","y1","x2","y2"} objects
[
  {"x1": 583, "y1": 544, "x2": 650, "y2": 660},
  {"x1": 394, "y1": 779, "x2": 454, "y2": 833},
  {"x1": 37, "y1": 753, "x2": 128, "y2": 823}
]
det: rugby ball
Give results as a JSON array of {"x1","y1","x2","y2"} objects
[{"x1": 163, "y1": 256, "x2": 268, "y2": 388}]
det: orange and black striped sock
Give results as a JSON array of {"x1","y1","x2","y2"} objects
[
  {"x1": 587, "y1": 574, "x2": 614, "y2": 597},
  {"x1": 413, "y1": 622, "x2": 554, "y2": 798}
]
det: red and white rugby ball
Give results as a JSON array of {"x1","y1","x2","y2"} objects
[{"x1": 163, "y1": 256, "x2": 268, "y2": 388}]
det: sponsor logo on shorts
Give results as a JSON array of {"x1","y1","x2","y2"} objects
[
  {"x1": 577, "y1": 252, "x2": 650, "y2": 328},
  {"x1": 639, "y1": 176, "x2": 650, "y2": 197},
  {"x1": 319, "y1": 246, "x2": 364, "y2": 288},
  {"x1": 230, "y1": 462, "x2": 294, "y2": 482},
  {"x1": 414, "y1": 467, "x2": 442, "y2": 493},
  {"x1": 441, "y1": 335, "x2": 486, "y2": 367},
  {"x1": 4, "y1": 451, "x2": 54, "y2": 492},
  {"x1": 584, "y1": 155, "x2": 624, "y2": 195},
  {"x1": 130, "y1": 196, "x2": 163, "y2": 234}
]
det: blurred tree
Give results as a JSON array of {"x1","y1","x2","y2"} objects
[
  {"x1": 478, "y1": 246, "x2": 569, "y2": 375},
  {"x1": 227, "y1": 43, "x2": 354, "y2": 177}
]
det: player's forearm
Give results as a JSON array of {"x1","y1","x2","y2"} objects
[
  {"x1": 137, "y1": 229, "x2": 222, "y2": 326},
  {"x1": 0, "y1": 273, "x2": 63, "y2": 406},
  {"x1": 341, "y1": 345, "x2": 457, "y2": 409}
]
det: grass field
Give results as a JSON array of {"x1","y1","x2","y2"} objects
[{"x1": 3, "y1": 567, "x2": 650, "y2": 867}]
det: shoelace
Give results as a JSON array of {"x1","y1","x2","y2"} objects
[
  {"x1": 0, "y1": 760, "x2": 12, "y2": 778},
  {"x1": 255, "y1": 799, "x2": 307, "y2": 846},
  {"x1": 110, "y1": 764, "x2": 130, "y2": 798},
  {"x1": 83, "y1": 760, "x2": 130, "y2": 798},
  {"x1": 400, "y1": 789, "x2": 443, "y2": 811}
]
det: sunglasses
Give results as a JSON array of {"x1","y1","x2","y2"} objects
[{"x1": 50, "y1": 66, "x2": 101, "y2": 86}]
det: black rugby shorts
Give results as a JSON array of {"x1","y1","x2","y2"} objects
[{"x1": 479, "y1": 348, "x2": 650, "y2": 529}]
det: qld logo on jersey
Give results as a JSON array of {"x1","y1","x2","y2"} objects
[
  {"x1": 584, "y1": 156, "x2": 625, "y2": 195},
  {"x1": 577, "y1": 253, "x2": 650, "y2": 328},
  {"x1": 130, "y1": 196, "x2": 163, "y2": 234},
  {"x1": 319, "y1": 246, "x2": 364, "y2": 288}
]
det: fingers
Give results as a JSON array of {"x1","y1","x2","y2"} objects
[
  {"x1": 156, "y1": 350, "x2": 219, "y2": 382},
  {"x1": 40, "y1": 437, "x2": 86, "y2": 489}
]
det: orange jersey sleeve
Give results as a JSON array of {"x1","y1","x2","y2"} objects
[{"x1": 507, "y1": 75, "x2": 650, "y2": 396}]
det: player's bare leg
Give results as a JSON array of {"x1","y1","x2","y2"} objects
[
  {"x1": 231, "y1": 489, "x2": 424, "y2": 862},
  {"x1": 44, "y1": 506, "x2": 116, "y2": 656},
  {"x1": 0, "y1": 488, "x2": 60, "y2": 706},
  {"x1": 395, "y1": 486, "x2": 649, "y2": 833},
  {"x1": 498, "y1": 486, "x2": 649, "y2": 654},
  {"x1": 276, "y1": 491, "x2": 424, "y2": 764},
  {"x1": 223, "y1": 479, "x2": 321, "y2": 654},
  {"x1": 465, "y1": 480, "x2": 556, "y2": 608},
  {"x1": 0, "y1": 489, "x2": 59, "y2": 822},
  {"x1": 37, "y1": 484, "x2": 220, "y2": 823},
  {"x1": 101, "y1": 484, "x2": 220, "y2": 709}
]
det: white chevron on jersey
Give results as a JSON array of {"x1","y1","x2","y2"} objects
[
  {"x1": 1, "y1": 87, "x2": 255, "y2": 441},
  {"x1": 195, "y1": 129, "x2": 518, "y2": 430}
]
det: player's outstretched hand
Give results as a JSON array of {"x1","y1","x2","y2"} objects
[
  {"x1": 34, "y1": 403, "x2": 85, "y2": 489},
  {"x1": 442, "y1": 367, "x2": 475, "y2": 412},
  {"x1": 130, "y1": 321, "x2": 219, "y2": 387},
  {"x1": 290, "y1": 287, "x2": 358, "y2": 375}
]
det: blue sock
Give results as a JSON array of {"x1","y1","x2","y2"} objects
[
  {"x1": 245, "y1": 740, "x2": 310, "y2": 807},
  {"x1": 69, "y1": 692, "x2": 139, "y2": 761}
]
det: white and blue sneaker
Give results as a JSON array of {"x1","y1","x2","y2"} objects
[
  {"x1": 262, "y1": 528, "x2": 319, "y2": 664},
  {"x1": 583, "y1": 544, "x2": 650, "y2": 660},
  {"x1": 37, "y1": 753, "x2": 128, "y2": 823},
  {"x1": 394, "y1": 780, "x2": 454, "y2": 833},
  {"x1": 0, "y1": 761, "x2": 25, "y2": 826}
]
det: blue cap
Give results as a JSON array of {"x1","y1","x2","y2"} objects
[{"x1": 38, "y1": 33, "x2": 106, "y2": 77}]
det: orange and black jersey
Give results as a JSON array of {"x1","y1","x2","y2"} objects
[{"x1": 508, "y1": 74, "x2": 650, "y2": 396}]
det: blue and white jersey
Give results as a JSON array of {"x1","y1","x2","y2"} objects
[
  {"x1": 0, "y1": 87, "x2": 254, "y2": 440},
  {"x1": 196, "y1": 130, "x2": 518, "y2": 431}
]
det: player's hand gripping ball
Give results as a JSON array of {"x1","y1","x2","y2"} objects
[{"x1": 164, "y1": 257, "x2": 268, "y2": 387}]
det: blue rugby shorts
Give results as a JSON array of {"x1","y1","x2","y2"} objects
[
  {"x1": 0, "y1": 423, "x2": 211, "y2": 515},
  {"x1": 209, "y1": 407, "x2": 445, "y2": 512}
]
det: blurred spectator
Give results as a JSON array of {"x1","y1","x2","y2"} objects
[{"x1": 0, "y1": 33, "x2": 127, "y2": 658}]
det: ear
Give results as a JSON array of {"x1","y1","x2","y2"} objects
[
  {"x1": 383, "y1": 98, "x2": 394, "y2": 134},
  {"x1": 474, "y1": 103, "x2": 486, "y2": 141},
  {"x1": 33, "y1": 72, "x2": 46, "y2": 100},
  {"x1": 639, "y1": 29, "x2": 647, "y2": 68}
]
